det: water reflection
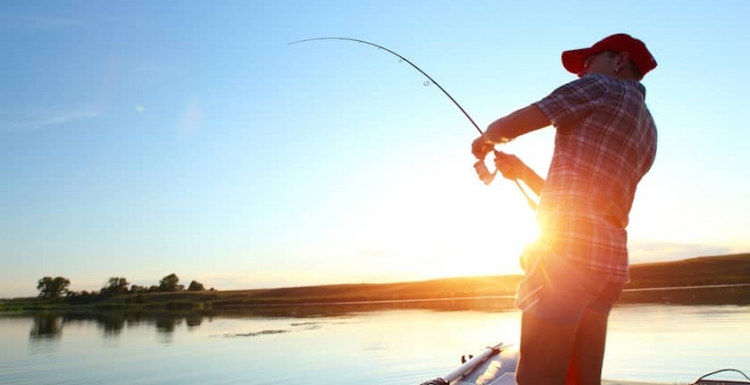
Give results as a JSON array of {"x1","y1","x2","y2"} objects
[
  {"x1": 17, "y1": 291, "x2": 746, "y2": 348},
  {"x1": 154, "y1": 315, "x2": 180, "y2": 333},
  {"x1": 95, "y1": 312, "x2": 126, "y2": 336},
  {"x1": 186, "y1": 314, "x2": 203, "y2": 328},
  {"x1": 24, "y1": 311, "x2": 205, "y2": 344},
  {"x1": 28, "y1": 314, "x2": 64, "y2": 355},
  {"x1": 29, "y1": 313, "x2": 63, "y2": 340},
  {"x1": 17, "y1": 286, "x2": 744, "y2": 345},
  {"x1": 18, "y1": 298, "x2": 517, "y2": 344},
  {"x1": 19, "y1": 289, "x2": 741, "y2": 344}
]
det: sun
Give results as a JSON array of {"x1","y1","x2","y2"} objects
[
  {"x1": 354, "y1": 159, "x2": 539, "y2": 280},
  {"x1": 320, "y1": 148, "x2": 542, "y2": 283},
  {"x1": 414, "y1": 201, "x2": 538, "y2": 279}
]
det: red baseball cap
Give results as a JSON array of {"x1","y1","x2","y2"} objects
[{"x1": 561, "y1": 33, "x2": 657, "y2": 77}]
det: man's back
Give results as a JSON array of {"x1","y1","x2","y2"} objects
[{"x1": 533, "y1": 73, "x2": 657, "y2": 282}]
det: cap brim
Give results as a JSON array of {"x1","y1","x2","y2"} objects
[{"x1": 561, "y1": 48, "x2": 592, "y2": 75}]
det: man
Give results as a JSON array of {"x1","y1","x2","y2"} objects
[{"x1": 471, "y1": 34, "x2": 658, "y2": 385}]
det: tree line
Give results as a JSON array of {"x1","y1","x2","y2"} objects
[{"x1": 36, "y1": 274, "x2": 214, "y2": 304}]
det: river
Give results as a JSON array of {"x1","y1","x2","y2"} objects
[{"x1": 1, "y1": 303, "x2": 748, "y2": 385}]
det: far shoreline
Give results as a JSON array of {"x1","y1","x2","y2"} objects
[{"x1": 2, "y1": 253, "x2": 749, "y2": 313}]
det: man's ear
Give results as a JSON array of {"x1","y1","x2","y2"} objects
[{"x1": 616, "y1": 52, "x2": 631, "y2": 70}]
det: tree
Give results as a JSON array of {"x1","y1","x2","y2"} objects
[
  {"x1": 159, "y1": 273, "x2": 180, "y2": 292},
  {"x1": 37, "y1": 276, "x2": 71, "y2": 299},
  {"x1": 187, "y1": 280, "x2": 205, "y2": 291},
  {"x1": 101, "y1": 277, "x2": 130, "y2": 296},
  {"x1": 65, "y1": 290, "x2": 100, "y2": 305}
]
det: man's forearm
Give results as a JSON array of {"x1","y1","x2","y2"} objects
[
  {"x1": 484, "y1": 104, "x2": 548, "y2": 196},
  {"x1": 519, "y1": 163, "x2": 545, "y2": 197},
  {"x1": 484, "y1": 104, "x2": 550, "y2": 144}
]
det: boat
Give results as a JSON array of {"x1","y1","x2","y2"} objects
[{"x1": 419, "y1": 342, "x2": 750, "y2": 385}]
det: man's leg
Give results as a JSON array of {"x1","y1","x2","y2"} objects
[
  {"x1": 567, "y1": 307, "x2": 609, "y2": 385},
  {"x1": 513, "y1": 243, "x2": 617, "y2": 385},
  {"x1": 567, "y1": 282, "x2": 623, "y2": 385},
  {"x1": 516, "y1": 310, "x2": 580, "y2": 385}
]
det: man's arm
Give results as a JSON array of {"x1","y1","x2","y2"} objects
[
  {"x1": 494, "y1": 152, "x2": 545, "y2": 197},
  {"x1": 483, "y1": 104, "x2": 551, "y2": 144},
  {"x1": 517, "y1": 161, "x2": 545, "y2": 197},
  {"x1": 471, "y1": 103, "x2": 551, "y2": 197}
]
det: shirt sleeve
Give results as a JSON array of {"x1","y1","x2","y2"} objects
[{"x1": 533, "y1": 74, "x2": 609, "y2": 131}]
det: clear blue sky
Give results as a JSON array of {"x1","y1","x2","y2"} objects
[{"x1": 2, "y1": 1, "x2": 749, "y2": 297}]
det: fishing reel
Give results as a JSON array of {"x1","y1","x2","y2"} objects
[{"x1": 473, "y1": 150, "x2": 501, "y2": 185}]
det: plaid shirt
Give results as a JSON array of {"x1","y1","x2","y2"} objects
[{"x1": 533, "y1": 74, "x2": 657, "y2": 282}]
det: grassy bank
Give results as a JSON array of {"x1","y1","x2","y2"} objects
[{"x1": 3, "y1": 253, "x2": 749, "y2": 313}]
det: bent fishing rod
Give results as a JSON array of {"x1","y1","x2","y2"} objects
[{"x1": 288, "y1": 37, "x2": 538, "y2": 210}]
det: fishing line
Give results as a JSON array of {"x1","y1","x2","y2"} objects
[
  {"x1": 288, "y1": 37, "x2": 538, "y2": 210},
  {"x1": 289, "y1": 37, "x2": 483, "y2": 135}
]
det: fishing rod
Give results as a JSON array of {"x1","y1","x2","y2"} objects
[{"x1": 288, "y1": 37, "x2": 538, "y2": 210}]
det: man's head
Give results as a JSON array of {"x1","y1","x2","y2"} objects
[{"x1": 561, "y1": 34, "x2": 657, "y2": 80}]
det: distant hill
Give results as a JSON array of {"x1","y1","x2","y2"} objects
[
  {"x1": 227, "y1": 252, "x2": 750, "y2": 304},
  {"x1": 3, "y1": 253, "x2": 749, "y2": 310},
  {"x1": 628, "y1": 252, "x2": 750, "y2": 288},
  {"x1": 620, "y1": 252, "x2": 750, "y2": 305},
  {"x1": 97, "y1": 252, "x2": 750, "y2": 308}
]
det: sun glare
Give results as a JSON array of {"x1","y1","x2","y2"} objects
[{"x1": 347, "y1": 156, "x2": 539, "y2": 281}]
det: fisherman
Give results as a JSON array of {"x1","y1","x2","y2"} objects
[{"x1": 471, "y1": 34, "x2": 658, "y2": 385}]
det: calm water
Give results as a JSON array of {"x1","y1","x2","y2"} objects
[{"x1": 1, "y1": 304, "x2": 748, "y2": 385}]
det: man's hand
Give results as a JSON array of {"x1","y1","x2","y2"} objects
[
  {"x1": 494, "y1": 151, "x2": 526, "y2": 181},
  {"x1": 471, "y1": 135, "x2": 494, "y2": 160}
]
